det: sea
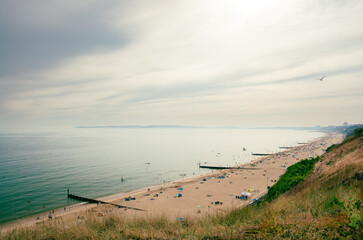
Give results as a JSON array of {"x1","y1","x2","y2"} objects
[{"x1": 0, "y1": 127, "x2": 324, "y2": 224}]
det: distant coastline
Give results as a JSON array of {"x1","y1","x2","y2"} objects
[
  {"x1": 76, "y1": 125, "x2": 315, "y2": 130},
  {"x1": 76, "y1": 124, "x2": 362, "y2": 132},
  {"x1": 76, "y1": 125, "x2": 205, "y2": 129}
]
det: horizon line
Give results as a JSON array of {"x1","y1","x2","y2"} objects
[{"x1": 75, "y1": 124, "x2": 355, "y2": 130}]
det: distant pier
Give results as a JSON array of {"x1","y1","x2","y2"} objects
[
  {"x1": 199, "y1": 165, "x2": 260, "y2": 170},
  {"x1": 67, "y1": 189, "x2": 145, "y2": 211}
]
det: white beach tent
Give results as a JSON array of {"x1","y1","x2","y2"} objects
[{"x1": 240, "y1": 192, "x2": 252, "y2": 197}]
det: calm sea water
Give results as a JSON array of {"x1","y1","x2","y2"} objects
[{"x1": 0, "y1": 128, "x2": 323, "y2": 224}]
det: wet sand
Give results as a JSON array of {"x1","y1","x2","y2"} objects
[{"x1": 1, "y1": 132, "x2": 344, "y2": 233}]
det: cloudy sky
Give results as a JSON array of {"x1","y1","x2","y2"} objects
[{"x1": 0, "y1": 0, "x2": 362, "y2": 128}]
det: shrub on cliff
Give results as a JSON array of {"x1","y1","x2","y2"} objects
[{"x1": 265, "y1": 157, "x2": 319, "y2": 202}]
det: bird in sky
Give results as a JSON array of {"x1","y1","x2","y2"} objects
[{"x1": 317, "y1": 76, "x2": 327, "y2": 81}]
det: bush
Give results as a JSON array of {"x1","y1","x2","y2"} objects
[{"x1": 265, "y1": 157, "x2": 319, "y2": 202}]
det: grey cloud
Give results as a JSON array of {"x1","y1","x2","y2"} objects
[
  {"x1": 0, "y1": 1, "x2": 128, "y2": 77},
  {"x1": 118, "y1": 62, "x2": 363, "y2": 106},
  {"x1": 1, "y1": 0, "x2": 362, "y2": 127}
]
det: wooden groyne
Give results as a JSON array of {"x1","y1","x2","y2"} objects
[
  {"x1": 67, "y1": 190, "x2": 145, "y2": 211},
  {"x1": 251, "y1": 153, "x2": 271, "y2": 156},
  {"x1": 279, "y1": 146, "x2": 293, "y2": 149},
  {"x1": 199, "y1": 165, "x2": 260, "y2": 170}
]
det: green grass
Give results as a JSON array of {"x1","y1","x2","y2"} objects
[
  {"x1": 325, "y1": 144, "x2": 337, "y2": 153},
  {"x1": 265, "y1": 157, "x2": 319, "y2": 202}
]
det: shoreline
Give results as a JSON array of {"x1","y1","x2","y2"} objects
[{"x1": 0, "y1": 132, "x2": 344, "y2": 233}]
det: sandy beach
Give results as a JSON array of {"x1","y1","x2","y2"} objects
[{"x1": 1, "y1": 132, "x2": 344, "y2": 233}]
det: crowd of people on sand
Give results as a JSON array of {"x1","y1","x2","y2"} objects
[
  {"x1": 129, "y1": 136, "x2": 333, "y2": 213},
  {"x1": 35, "y1": 207, "x2": 70, "y2": 221}
]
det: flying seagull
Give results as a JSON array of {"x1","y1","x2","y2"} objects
[{"x1": 316, "y1": 76, "x2": 327, "y2": 81}]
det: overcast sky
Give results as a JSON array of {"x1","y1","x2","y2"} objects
[{"x1": 0, "y1": 0, "x2": 362, "y2": 128}]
